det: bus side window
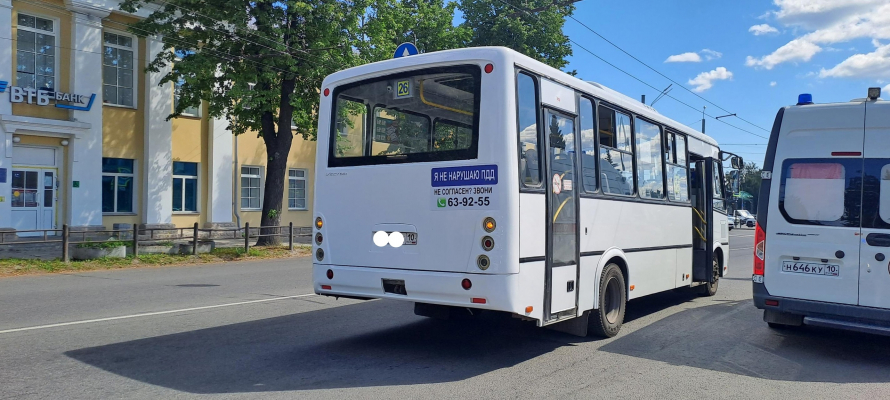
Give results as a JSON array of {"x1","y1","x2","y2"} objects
[
  {"x1": 579, "y1": 97, "x2": 597, "y2": 192},
  {"x1": 635, "y1": 117, "x2": 664, "y2": 199},
  {"x1": 666, "y1": 132, "x2": 689, "y2": 202},
  {"x1": 712, "y1": 159, "x2": 725, "y2": 211},
  {"x1": 517, "y1": 72, "x2": 541, "y2": 188},
  {"x1": 598, "y1": 106, "x2": 634, "y2": 196}
]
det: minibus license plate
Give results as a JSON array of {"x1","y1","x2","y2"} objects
[
  {"x1": 781, "y1": 261, "x2": 839, "y2": 277},
  {"x1": 404, "y1": 232, "x2": 417, "y2": 245}
]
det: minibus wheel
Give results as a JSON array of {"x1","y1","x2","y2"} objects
[
  {"x1": 590, "y1": 263, "x2": 627, "y2": 338},
  {"x1": 701, "y1": 256, "x2": 720, "y2": 296}
]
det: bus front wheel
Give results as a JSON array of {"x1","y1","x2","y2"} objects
[{"x1": 589, "y1": 263, "x2": 627, "y2": 338}]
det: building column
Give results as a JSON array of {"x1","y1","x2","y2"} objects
[
  {"x1": 66, "y1": 10, "x2": 106, "y2": 228},
  {"x1": 142, "y1": 36, "x2": 173, "y2": 226},
  {"x1": 0, "y1": 0, "x2": 12, "y2": 229},
  {"x1": 206, "y1": 116, "x2": 234, "y2": 224}
]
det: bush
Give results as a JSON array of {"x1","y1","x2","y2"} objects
[{"x1": 76, "y1": 240, "x2": 129, "y2": 249}]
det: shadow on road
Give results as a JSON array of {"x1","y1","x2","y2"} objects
[
  {"x1": 65, "y1": 299, "x2": 592, "y2": 394},
  {"x1": 602, "y1": 299, "x2": 890, "y2": 383}
]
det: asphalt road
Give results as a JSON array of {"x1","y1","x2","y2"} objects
[{"x1": 2, "y1": 229, "x2": 889, "y2": 399}]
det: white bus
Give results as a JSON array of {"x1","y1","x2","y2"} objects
[
  {"x1": 312, "y1": 47, "x2": 740, "y2": 337},
  {"x1": 754, "y1": 89, "x2": 890, "y2": 335}
]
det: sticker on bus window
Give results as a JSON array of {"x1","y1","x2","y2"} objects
[{"x1": 431, "y1": 165, "x2": 497, "y2": 210}]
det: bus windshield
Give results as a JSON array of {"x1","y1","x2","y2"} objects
[{"x1": 329, "y1": 65, "x2": 481, "y2": 167}]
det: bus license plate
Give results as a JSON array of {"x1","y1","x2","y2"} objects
[
  {"x1": 404, "y1": 232, "x2": 417, "y2": 245},
  {"x1": 781, "y1": 261, "x2": 839, "y2": 277}
]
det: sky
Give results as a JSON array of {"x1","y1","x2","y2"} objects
[{"x1": 557, "y1": 0, "x2": 890, "y2": 166}]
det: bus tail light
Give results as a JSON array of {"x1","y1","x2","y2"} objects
[
  {"x1": 754, "y1": 223, "x2": 766, "y2": 276},
  {"x1": 315, "y1": 217, "x2": 323, "y2": 230},
  {"x1": 477, "y1": 255, "x2": 490, "y2": 270},
  {"x1": 481, "y1": 236, "x2": 494, "y2": 251},
  {"x1": 315, "y1": 233, "x2": 323, "y2": 245},
  {"x1": 316, "y1": 248, "x2": 325, "y2": 261},
  {"x1": 483, "y1": 217, "x2": 496, "y2": 233},
  {"x1": 765, "y1": 299, "x2": 779, "y2": 306},
  {"x1": 326, "y1": 269, "x2": 333, "y2": 279},
  {"x1": 461, "y1": 278, "x2": 472, "y2": 290}
]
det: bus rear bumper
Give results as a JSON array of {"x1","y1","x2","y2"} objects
[
  {"x1": 313, "y1": 264, "x2": 530, "y2": 316},
  {"x1": 754, "y1": 282, "x2": 890, "y2": 335}
]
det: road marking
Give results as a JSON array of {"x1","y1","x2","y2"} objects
[
  {"x1": 732, "y1": 234, "x2": 755, "y2": 238},
  {"x1": 732, "y1": 246, "x2": 754, "y2": 251},
  {"x1": 0, "y1": 293, "x2": 316, "y2": 335}
]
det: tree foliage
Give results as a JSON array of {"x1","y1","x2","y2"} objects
[{"x1": 119, "y1": 0, "x2": 575, "y2": 243}]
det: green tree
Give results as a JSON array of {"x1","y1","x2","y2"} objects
[
  {"x1": 359, "y1": 0, "x2": 469, "y2": 62},
  {"x1": 120, "y1": 0, "x2": 366, "y2": 244},
  {"x1": 459, "y1": 0, "x2": 575, "y2": 69}
]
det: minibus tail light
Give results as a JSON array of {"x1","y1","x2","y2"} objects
[
  {"x1": 315, "y1": 217, "x2": 323, "y2": 230},
  {"x1": 754, "y1": 223, "x2": 766, "y2": 276}
]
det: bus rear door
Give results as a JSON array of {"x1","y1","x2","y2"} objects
[{"x1": 860, "y1": 100, "x2": 890, "y2": 309}]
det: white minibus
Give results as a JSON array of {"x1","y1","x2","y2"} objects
[
  {"x1": 313, "y1": 47, "x2": 740, "y2": 337},
  {"x1": 754, "y1": 89, "x2": 890, "y2": 335}
]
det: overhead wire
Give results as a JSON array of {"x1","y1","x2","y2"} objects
[{"x1": 492, "y1": 0, "x2": 769, "y2": 141}]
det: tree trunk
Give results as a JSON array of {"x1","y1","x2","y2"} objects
[{"x1": 256, "y1": 77, "x2": 297, "y2": 246}]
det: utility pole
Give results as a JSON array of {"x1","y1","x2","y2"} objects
[{"x1": 701, "y1": 106, "x2": 706, "y2": 133}]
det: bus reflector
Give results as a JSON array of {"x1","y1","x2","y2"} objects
[
  {"x1": 321, "y1": 285, "x2": 331, "y2": 290},
  {"x1": 831, "y1": 151, "x2": 861, "y2": 157},
  {"x1": 629, "y1": 285, "x2": 635, "y2": 291},
  {"x1": 323, "y1": 88, "x2": 330, "y2": 97},
  {"x1": 471, "y1": 298, "x2": 487, "y2": 304},
  {"x1": 525, "y1": 306, "x2": 533, "y2": 313},
  {"x1": 484, "y1": 64, "x2": 494, "y2": 74},
  {"x1": 754, "y1": 223, "x2": 766, "y2": 276},
  {"x1": 461, "y1": 278, "x2": 472, "y2": 290},
  {"x1": 765, "y1": 299, "x2": 779, "y2": 306}
]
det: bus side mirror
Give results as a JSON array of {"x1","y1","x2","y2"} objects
[{"x1": 731, "y1": 156, "x2": 743, "y2": 170}]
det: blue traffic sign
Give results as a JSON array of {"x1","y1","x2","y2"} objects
[{"x1": 393, "y1": 43, "x2": 419, "y2": 58}]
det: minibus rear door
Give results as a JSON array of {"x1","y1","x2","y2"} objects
[{"x1": 859, "y1": 100, "x2": 890, "y2": 309}]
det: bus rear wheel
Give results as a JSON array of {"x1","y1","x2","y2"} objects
[{"x1": 589, "y1": 263, "x2": 626, "y2": 338}]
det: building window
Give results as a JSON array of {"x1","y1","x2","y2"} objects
[
  {"x1": 240, "y1": 166, "x2": 262, "y2": 210},
  {"x1": 172, "y1": 162, "x2": 198, "y2": 212},
  {"x1": 103, "y1": 32, "x2": 135, "y2": 107},
  {"x1": 288, "y1": 169, "x2": 307, "y2": 210},
  {"x1": 101, "y1": 158, "x2": 135, "y2": 213},
  {"x1": 16, "y1": 13, "x2": 55, "y2": 90},
  {"x1": 174, "y1": 79, "x2": 201, "y2": 117}
]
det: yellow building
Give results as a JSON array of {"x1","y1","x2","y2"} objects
[{"x1": 0, "y1": 0, "x2": 317, "y2": 236}]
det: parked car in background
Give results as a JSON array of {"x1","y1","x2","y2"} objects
[
  {"x1": 728, "y1": 215, "x2": 735, "y2": 230},
  {"x1": 734, "y1": 210, "x2": 755, "y2": 227}
]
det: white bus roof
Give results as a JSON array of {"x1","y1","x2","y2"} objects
[{"x1": 322, "y1": 46, "x2": 720, "y2": 149}]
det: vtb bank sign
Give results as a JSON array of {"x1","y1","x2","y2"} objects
[{"x1": 0, "y1": 81, "x2": 96, "y2": 111}]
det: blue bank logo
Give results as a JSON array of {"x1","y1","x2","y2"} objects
[
  {"x1": 0, "y1": 81, "x2": 7, "y2": 93},
  {"x1": 3, "y1": 82, "x2": 95, "y2": 111}
]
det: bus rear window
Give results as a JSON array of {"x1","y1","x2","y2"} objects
[
  {"x1": 779, "y1": 160, "x2": 861, "y2": 226},
  {"x1": 329, "y1": 66, "x2": 480, "y2": 167}
]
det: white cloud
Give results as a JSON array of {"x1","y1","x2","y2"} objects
[
  {"x1": 747, "y1": 1, "x2": 890, "y2": 72},
  {"x1": 819, "y1": 42, "x2": 890, "y2": 78},
  {"x1": 749, "y1": 24, "x2": 780, "y2": 35},
  {"x1": 884, "y1": 83, "x2": 890, "y2": 94},
  {"x1": 770, "y1": 81, "x2": 778, "y2": 86},
  {"x1": 688, "y1": 67, "x2": 733, "y2": 92},
  {"x1": 665, "y1": 52, "x2": 701, "y2": 63},
  {"x1": 701, "y1": 49, "x2": 723, "y2": 60},
  {"x1": 746, "y1": 38, "x2": 822, "y2": 69},
  {"x1": 665, "y1": 49, "x2": 722, "y2": 63}
]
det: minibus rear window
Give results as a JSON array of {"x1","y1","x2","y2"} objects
[
  {"x1": 329, "y1": 65, "x2": 481, "y2": 167},
  {"x1": 861, "y1": 160, "x2": 890, "y2": 229},
  {"x1": 779, "y1": 159, "x2": 862, "y2": 226}
]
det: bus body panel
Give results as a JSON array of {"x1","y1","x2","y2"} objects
[
  {"x1": 763, "y1": 102, "x2": 864, "y2": 306},
  {"x1": 519, "y1": 193, "x2": 546, "y2": 259},
  {"x1": 859, "y1": 101, "x2": 890, "y2": 309}
]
